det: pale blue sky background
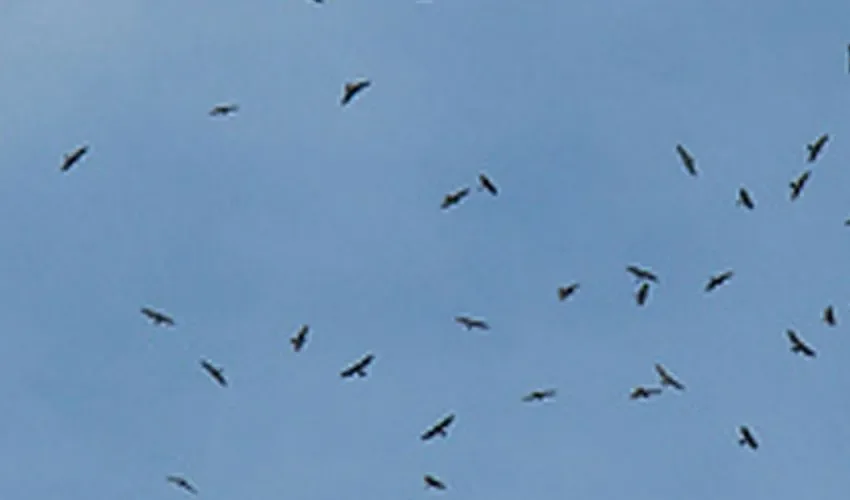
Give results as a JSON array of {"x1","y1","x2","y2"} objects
[{"x1": 1, "y1": 1, "x2": 850, "y2": 499}]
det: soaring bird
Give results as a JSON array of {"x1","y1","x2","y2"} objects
[
  {"x1": 200, "y1": 359, "x2": 227, "y2": 387},
  {"x1": 522, "y1": 389, "x2": 557, "y2": 402},
  {"x1": 291, "y1": 324, "x2": 309, "y2": 352},
  {"x1": 340, "y1": 353, "x2": 375, "y2": 378},
  {"x1": 421, "y1": 413, "x2": 456, "y2": 441},
  {"x1": 738, "y1": 426, "x2": 758, "y2": 450},
  {"x1": 806, "y1": 133, "x2": 829, "y2": 163},
  {"x1": 823, "y1": 306, "x2": 836, "y2": 326},
  {"x1": 340, "y1": 79, "x2": 371, "y2": 106},
  {"x1": 141, "y1": 307, "x2": 175, "y2": 327},
  {"x1": 455, "y1": 316, "x2": 489, "y2": 331},
  {"x1": 635, "y1": 282, "x2": 650, "y2": 306},
  {"x1": 209, "y1": 103, "x2": 239, "y2": 116},
  {"x1": 787, "y1": 329, "x2": 816, "y2": 358},
  {"x1": 736, "y1": 187, "x2": 755, "y2": 210},
  {"x1": 655, "y1": 363, "x2": 685, "y2": 390},
  {"x1": 478, "y1": 173, "x2": 498, "y2": 196},
  {"x1": 630, "y1": 386, "x2": 662, "y2": 400},
  {"x1": 790, "y1": 170, "x2": 811, "y2": 201},
  {"x1": 626, "y1": 265, "x2": 659, "y2": 284},
  {"x1": 557, "y1": 283, "x2": 580, "y2": 301},
  {"x1": 675, "y1": 144, "x2": 697, "y2": 176},
  {"x1": 167, "y1": 475, "x2": 198, "y2": 495},
  {"x1": 705, "y1": 270, "x2": 734, "y2": 292},
  {"x1": 61, "y1": 145, "x2": 88, "y2": 172},
  {"x1": 440, "y1": 187, "x2": 470, "y2": 209},
  {"x1": 424, "y1": 474, "x2": 447, "y2": 490}
]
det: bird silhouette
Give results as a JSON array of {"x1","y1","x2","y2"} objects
[
  {"x1": 421, "y1": 413, "x2": 456, "y2": 441},
  {"x1": 635, "y1": 282, "x2": 650, "y2": 306},
  {"x1": 557, "y1": 283, "x2": 580, "y2": 301},
  {"x1": 61, "y1": 145, "x2": 88, "y2": 172},
  {"x1": 522, "y1": 389, "x2": 557, "y2": 402},
  {"x1": 790, "y1": 170, "x2": 811, "y2": 201},
  {"x1": 340, "y1": 353, "x2": 375, "y2": 378},
  {"x1": 738, "y1": 426, "x2": 758, "y2": 450},
  {"x1": 200, "y1": 359, "x2": 227, "y2": 387},
  {"x1": 455, "y1": 316, "x2": 489, "y2": 331},
  {"x1": 806, "y1": 133, "x2": 829, "y2": 163},
  {"x1": 141, "y1": 307, "x2": 175, "y2": 327},
  {"x1": 440, "y1": 188, "x2": 470, "y2": 209},
  {"x1": 787, "y1": 329, "x2": 816, "y2": 358},
  {"x1": 705, "y1": 271, "x2": 734, "y2": 292},
  {"x1": 340, "y1": 79, "x2": 371, "y2": 106},
  {"x1": 655, "y1": 363, "x2": 685, "y2": 390},
  {"x1": 291, "y1": 324, "x2": 309, "y2": 352},
  {"x1": 823, "y1": 306, "x2": 836, "y2": 326},
  {"x1": 478, "y1": 173, "x2": 498, "y2": 195},
  {"x1": 736, "y1": 187, "x2": 755, "y2": 209},
  {"x1": 424, "y1": 474, "x2": 447, "y2": 490},
  {"x1": 166, "y1": 475, "x2": 198, "y2": 495},
  {"x1": 630, "y1": 386, "x2": 662, "y2": 400},
  {"x1": 626, "y1": 265, "x2": 659, "y2": 284},
  {"x1": 208, "y1": 103, "x2": 239, "y2": 116}
]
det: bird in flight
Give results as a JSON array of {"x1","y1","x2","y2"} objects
[
  {"x1": 340, "y1": 78, "x2": 371, "y2": 106},
  {"x1": 291, "y1": 324, "x2": 309, "y2": 352},
  {"x1": 736, "y1": 187, "x2": 755, "y2": 210},
  {"x1": 806, "y1": 133, "x2": 829, "y2": 163},
  {"x1": 557, "y1": 283, "x2": 580, "y2": 301},
  {"x1": 705, "y1": 270, "x2": 734, "y2": 292},
  {"x1": 478, "y1": 173, "x2": 498, "y2": 196},
  {"x1": 655, "y1": 363, "x2": 685, "y2": 390},
  {"x1": 209, "y1": 103, "x2": 239, "y2": 117},
  {"x1": 440, "y1": 187, "x2": 470, "y2": 209},
  {"x1": 790, "y1": 170, "x2": 811, "y2": 201},
  {"x1": 200, "y1": 359, "x2": 227, "y2": 387},
  {"x1": 635, "y1": 282, "x2": 650, "y2": 306},
  {"x1": 522, "y1": 388, "x2": 557, "y2": 402},
  {"x1": 675, "y1": 144, "x2": 697, "y2": 176},
  {"x1": 630, "y1": 386, "x2": 662, "y2": 400},
  {"x1": 61, "y1": 145, "x2": 88, "y2": 172},
  {"x1": 626, "y1": 265, "x2": 659, "y2": 284},
  {"x1": 424, "y1": 474, "x2": 447, "y2": 490},
  {"x1": 421, "y1": 413, "x2": 456, "y2": 441},
  {"x1": 167, "y1": 475, "x2": 198, "y2": 495},
  {"x1": 340, "y1": 353, "x2": 375, "y2": 378},
  {"x1": 787, "y1": 329, "x2": 816, "y2": 358},
  {"x1": 738, "y1": 426, "x2": 758, "y2": 450},
  {"x1": 141, "y1": 307, "x2": 175, "y2": 327},
  {"x1": 823, "y1": 306, "x2": 836, "y2": 326},
  {"x1": 455, "y1": 315, "x2": 489, "y2": 331}
]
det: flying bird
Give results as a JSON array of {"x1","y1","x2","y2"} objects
[
  {"x1": 424, "y1": 474, "x2": 447, "y2": 490},
  {"x1": 209, "y1": 103, "x2": 239, "y2": 116},
  {"x1": 291, "y1": 324, "x2": 309, "y2": 352},
  {"x1": 522, "y1": 389, "x2": 557, "y2": 402},
  {"x1": 340, "y1": 79, "x2": 371, "y2": 106},
  {"x1": 736, "y1": 187, "x2": 755, "y2": 210},
  {"x1": 655, "y1": 363, "x2": 685, "y2": 390},
  {"x1": 787, "y1": 329, "x2": 816, "y2": 358},
  {"x1": 200, "y1": 359, "x2": 227, "y2": 387},
  {"x1": 421, "y1": 413, "x2": 456, "y2": 441},
  {"x1": 166, "y1": 475, "x2": 198, "y2": 495},
  {"x1": 61, "y1": 145, "x2": 88, "y2": 172},
  {"x1": 626, "y1": 265, "x2": 659, "y2": 283},
  {"x1": 141, "y1": 307, "x2": 175, "y2": 327},
  {"x1": 738, "y1": 426, "x2": 758, "y2": 450},
  {"x1": 824, "y1": 306, "x2": 836, "y2": 326},
  {"x1": 440, "y1": 187, "x2": 470, "y2": 209},
  {"x1": 455, "y1": 316, "x2": 489, "y2": 331},
  {"x1": 630, "y1": 386, "x2": 662, "y2": 400},
  {"x1": 675, "y1": 144, "x2": 697, "y2": 176},
  {"x1": 635, "y1": 282, "x2": 650, "y2": 306},
  {"x1": 806, "y1": 133, "x2": 829, "y2": 163},
  {"x1": 790, "y1": 170, "x2": 811, "y2": 201},
  {"x1": 705, "y1": 270, "x2": 734, "y2": 292},
  {"x1": 340, "y1": 353, "x2": 375, "y2": 378},
  {"x1": 477, "y1": 173, "x2": 498, "y2": 195},
  {"x1": 557, "y1": 283, "x2": 580, "y2": 301}
]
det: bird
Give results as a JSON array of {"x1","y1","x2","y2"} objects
[
  {"x1": 705, "y1": 270, "x2": 734, "y2": 292},
  {"x1": 455, "y1": 316, "x2": 489, "y2": 331},
  {"x1": 675, "y1": 144, "x2": 697, "y2": 176},
  {"x1": 787, "y1": 329, "x2": 816, "y2": 358},
  {"x1": 291, "y1": 324, "x2": 309, "y2": 352},
  {"x1": 440, "y1": 187, "x2": 470, "y2": 209},
  {"x1": 630, "y1": 386, "x2": 662, "y2": 400},
  {"x1": 340, "y1": 353, "x2": 375, "y2": 378},
  {"x1": 522, "y1": 389, "x2": 557, "y2": 402},
  {"x1": 806, "y1": 133, "x2": 829, "y2": 163},
  {"x1": 478, "y1": 173, "x2": 498, "y2": 195},
  {"x1": 654, "y1": 363, "x2": 685, "y2": 390},
  {"x1": 166, "y1": 475, "x2": 198, "y2": 495},
  {"x1": 141, "y1": 307, "x2": 175, "y2": 327},
  {"x1": 424, "y1": 474, "x2": 447, "y2": 490},
  {"x1": 626, "y1": 265, "x2": 659, "y2": 283},
  {"x1": 635, "y1": 282, "x2": 650, "y2": 306},
  {"x1": 421, "y1": 413, "x2": 456, "y2": 441},
  {"x1": 208, "y1": 103, "x2": 239, "y2": 116},
  {"x1": 557, "y1": 283, "x2": 580, "y2": 301},
  {"x1": 340, "y1": 79, "x2": 371, "y2": 106},
  {"x1": 790, "y1": 170, "x2": 811, "y2": 201},
  {"x1": 738, "y1": 426, "x2": 758, "y2": 450},
  {"x1": 61, "y1": 145, "x2": 88, "y2": 172},
  {"x1": 200, "y1": 359, "x2": 227, "y2": 387},
  {"x1": 823, "y1": 306, "x2": 836, "y2": 326},
  {"x1": 736, "y1": 187, "x2": 755, "y2": 210}
]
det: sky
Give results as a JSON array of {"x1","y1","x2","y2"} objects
[{"x1": 1, "y1": 0, "x2": 849, "y2": 499}]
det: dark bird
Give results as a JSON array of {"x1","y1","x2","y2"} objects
[
  {"x1": 522, "y1": 388, "x2": 557, "y2": 402},
  {"x1": 61, "y1": 145, "x2": 88, "y2": 172},
  {"x1": 421, "y1": 413, "x2": 456, "y2": 441},
  {"x1": 655, "y1": 363, "x2": 685, "y2": 390},
  {"x1": 340, "y1": 79, "x2": 371, "y2": 106},
  {"x1": 738, "y1": 426, "x2": 758, "y2": 450},
  {"x1": 340, "y1": 353, "x2": 375, "y2": 378},
  {"x1": 787, "y1": 329, "x2": 816, "y2": 358},
  {"x1": 209, "y1": 103, "x2": 239, "y2": 116},
  {"x1": 167, "y1": 475, "x2": 198, "y2": 495},
  {"x1": 291, "y1": 324, "x2": 309, "y2": 352},
  {"x1": 630, "y1": 386, "x2": 662, "y2": 400},
  {"x1": 455, "y1": 315, "x2": 489, "y2": 331},
  {"x1": 705, "y1": 270, "x2": 734, "y2": 292},
  {"x1": 790, "y1": 170, "x2": 811, "y2": 201},
  {"x1": 824, "y1": 306, "x2": 836, "y2": 326},
  {"x1": 557, "y1": 283, "x2": 580, "y2": 301},
  {"x1": 675, "y1": 144, "x2": 697, "y2": 176},
  {"x1": 478, "y1": 173, "x2": 498, "y2": 196},
  {"x1": 626, "y1": 265, "x2": 659, "y2": 284},
  {"x1": 635, "y1": 282, "x2": 650, "y2": 306},
  {"x1": 141, "y1": 307, "x2": 175, "y2": 327},
  {"x1": 424, "y1": 474, "x2": 447, "y2": 490},
  {"x1": 806, "y1": 133, "x2": 829, "y2": 163},
  {"x1": 736, "y1": 187, "x2": 755, "y2": 210},
  {"x1": 440, "y1": 187, "x2": 470, "y2": 209},
  {"x1": 200, "y1": 359, "x2": 227, "y2": 387}
]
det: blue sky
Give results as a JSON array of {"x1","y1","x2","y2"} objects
[{"x1": 1, "y1": 0, "x2": 849, "y2": 498}]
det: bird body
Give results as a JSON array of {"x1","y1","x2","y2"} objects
[
  {"x1": 421, "y1": 413, "x2": 455, "y2": 441},
  {"x1": 200, "y1": 359, "x2": 227, "y2": 386},
  {"x1": 823, "y1": 306, "x2": 836, "y2": 326},
  {"x1": 676, "y1": 144, "x2": 697, "y2": 176},
  {"x1": 737, "y1": 188, "x2": 755, "y2": 209},
  {"x1": 340, "y1": 353, "x2": 374, "y2": 378},
  {"x1": 478, "y1": 173, "x2": 498, "y2": 195},
  {"x1": 806, "y1": 134, "x2": 829, "y2": 162},
  {"x1": 441, "y1": 188, "x2": 470, "y2": 209},
  {"x1": 738, "y1": 426, "x2": 758, "y2": 449},
  {"x1": 635, "y1": 282, "x2": 650, "y2": 306},
  {"x1": 291, "y1": 324, "x2": 309, "y2": 351},
  {"x1": 455, "y1": 316, "x2": 489, "y2": 330},
  {"x1": 141, "y1": 307, "x2": 175, "y2": 327},
  {"x1": 626, "y1": 265, "x2": 659, "y2": 283},
  {"x1": 209, "y1": 103, "x2": 239, "y2": 116},
  {"x1": 705, "y1": 271, "x2": 734, "y2": 292},
  {"x1": 787, "y1": 329, "x2": 816, "y2": 357},
  {"x1": 167, "y1": 475, "x2": 198, "y2": 495},
  {"x1": 557, "y1": 283, "x2": 580, "y2": 301},
  {"x1": 655, "y1": 363, "x2": 685, "y2": 390},
  {"x1": 522, "y1": 389, "x2": 557, "y2": 402},
  {"x1": 61, "y1": 145, "x2": 88, "y2": 172},
  {"x1": 341, "y1": 79, "x2": 371, "y2": 106},
  {"x1": 630, "y1": 386, "x2": 662, "y2": 399},
  {"x1": 790, "y1": 170, "x2": 811, "y2": 200},
  {"x1": 424, "y1": 474, "x2": 447, "y2": 490}
]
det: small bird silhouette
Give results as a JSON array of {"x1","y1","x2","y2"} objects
[
  {"x1": 421, "y1": 413, "x2": 456, "y2": 441},
  {"x1": 291, "y1": 324, "x2": 309, "y2": 351},
  {"x1": 557, "y1": 283, "x2": 580, "y2": 301},
  {"x1": 738, "y1": 426, "x2": 758, "y2": 450},
  {"x1": 522, "y1": 388, "x2": 557, "y2": 402},
  {"x1": 655, "y1": 363, "x2": 685, "y2": 390},
  {"x1": 787, "y1": 329, "x2": 816, "y2": 358},
  {"x1": 790, "y1": 170, "x2": 811, "y2": 201},
  {"x1": 736, "y1": 187, "x2": 755, "y2": 209},
  {"x1": 166, "y1": 475, "x2": 198, "y2": 495},
  {"x1": 478, "y1": 173, "x2": 498, "y2": 195},
  {"x1": 209, "y1": 103, "x2": 239, "y2": 116},
  {"x1": 440, "y1": 187, "x2": 470, "y2": 209},
  {"x1": 61, "y1": 145, "x2": 88, "y2": 172},
  {"x1": 340, "y1": 79, "x2": 371, "y2": 106},
  {"x1": 675, "y1": 144, "x2": 697, "y2": 176},
  {"x1": 626, "y1": 265, "x2": 659, "y2": 284},
  {"x1": 424, "y1": 474, "x2": 447, "y2": 490},
  {"x1": 705, "y1": 270, "x2": 734, "y2": 292},
  {"x1": 455, "y1": 316, "x2": 489, "y2": 331},
  {"x1": 340, "y1": 353, "x2": 375, "y2": 378},
  {"x1": 141, "y1": 307, "x2": 175, "y2": 327},
  {"x1": 635, "y1": 282, "x2": 650, "y2": 306},
  {"x1": 823, "y1": 306, "x2": 836, "y2": 326},
  {"x1": 630, "y1": 386, "x2": 662, "y2": 400},
  {"x1": 200, "y1": 359, "x2": 227, "y2": 387},
  {"x1": 806, "y1": 133, "x2": 829, "y2": 163}
]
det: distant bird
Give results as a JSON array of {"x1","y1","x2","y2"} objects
[
  {"x1": 166, "y1": 475, "x2": 198, "y2": 495},
  {"x1": 675, "y1": 144, "x2": 697, "y2": 176},
  {"x1": 424, "y1": 474, "x2": 447, "y2": 490},
  {"x1": 655, "y1": 363, "x2": 685, "y2": 390},
  {"x1": 522, "y1": 388, "x2": 557, "y2": 402},
  {"x1": 421, "y1": 413, "x2": 456, "y2": 441},
  {"x1": 806, "y1": 133, "x2": 829, "y2": 163},
  {"x1": 705, "y1": 270, "x2": 734, "y2": 292},
  {"x1": 557, "y1": 283, "x2": 580, "y2": 301},
  {"x1": 635, "y1": 282, "x2": 650, "y2": 306},
  {"x1": 626, "y1": 265, "x2": 659, "y2": 284},
  {"x1": 630, "y1": 386, "x2": 662, "y2": 400},
  {"x1": 787, "y1": 329, "x2": 816, "y2": 358},
  {"x1": 736, "y1": 187, "x2": 755, "y2": 210},
  {"x1": 208, "y1": 103, "x2": 239, "y2": 117},
  {"x1": 291, "y1": 324, "x2": 309, "y2": 352},
  {"x1": 141, "y1": 307, "x2": 175, "y2": 327},
  {"x1": 200, "y1": 360, "x2": 227, "y2": 387},
  {"x1": 61, "y1": 145, "x2": 88, "y2": 172},
  {"x1": 440, "y1": 187, "x2": 470, "y2": 209},
  {"x1": 455, "y1": 315, "x2": 489, "y2": 331},
  {"x1": 738, "y1": 426, "x2": 758, "y2": 450},
  {"x1": 340, "y1": 353, "x2": 375, "y2": 378},
  {"x1": 844, "y1": 218, "x2": 850, "y2": 226},
  {"x1": 790, "y1": 170, "x2": 811, "y2": 201},
  {"x1": 824, "y1": 306, "x2": 836, "y2": 326},
  {"x1": 478, "y1": 173, "x2": 498, "y2": 196},
  {"x1": 340, "y1": 79, "x2": 371, "y2": 106}
]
